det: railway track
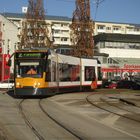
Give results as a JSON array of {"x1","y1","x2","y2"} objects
[
  {"x1": 18, "y1": 98, "x2": 82, "y2": 140},
  {"x1": 86, "y1": 93, "x2": 140, "y2": 123},
  {"x1": 101, "y1": 95, "x2": 140, "y2": 115},
  {"x1": 39, "y1": 99, "x2": 83, "y2": 140},
  {"x1": 1, "y1": 90, "x2": 140, "y2": 140},
  {"x1": 18, "y1": 99, "x2": 45, "y2": 140}
]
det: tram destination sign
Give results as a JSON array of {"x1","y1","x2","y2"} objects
[{"x1": 17, "y1": 52, "x2": 43, "y2": 58}]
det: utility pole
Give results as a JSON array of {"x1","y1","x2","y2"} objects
[
  {"x1": 18, "y1": 0, "x2": 51, "y2": 49},
  {"x1": 70, "y1": 0, "x2": 94, "y2": 58}
]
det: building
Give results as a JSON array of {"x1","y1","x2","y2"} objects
[
  {"x1": 95, "y1": 21, "x2": 140, "y2": 35},
  {"x1": 95, "y1": 33, "x2": 140, "y2": 80},
  {"x1": 0, "y1": 12, "x2": 140, "y2": 81},
  {"x1": 0, "y1": 14, "x2": 18, "y2": 81},
  {"x1": 1, "y1": 13, "x2": 72, "y2": 47}
]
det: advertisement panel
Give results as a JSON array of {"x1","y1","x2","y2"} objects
[
  {"x1": 0, "y1": 54, "x2": 10, "y2": 81},
  {"x1": 101, "y1": 64, "x2": 140, "y2": 80},
  {"x1": 0, "y1": 54, "x2": 2, "y2": 81}
]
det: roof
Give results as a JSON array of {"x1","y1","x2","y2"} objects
[
  {"x1": 95, "y1": 20, "x2": 140, "y2": 27},
  {"x1": 94, "y1": 33, "x2": 140, "y2": 43},
  {"x1": 1, "y1": 12, "x2": 72, "y2": 21},
  {"x1": 1, "y1": 12, "x2": 140, "y2": 26},
  {"x1": 112, "y1": 57, "x2": 140, "y2": 65}
]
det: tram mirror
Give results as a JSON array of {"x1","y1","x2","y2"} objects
[{"x1": 7, "y1": 59, "x2": 12, "y2": 66}]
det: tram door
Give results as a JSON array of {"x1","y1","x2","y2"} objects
[{"x1": 51, "y1": 60, "x2": 59, "y2": 93}]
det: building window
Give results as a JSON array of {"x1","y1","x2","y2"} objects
[
  {"x1": 54, "y1": 30, "x2": 60, "y2": 34},
  {"x1": 113, "y1": 26, "x2": 121, "y2": 31},
  {"x1": 3, "y1": 23, "x2": 5, "y2": 31},
  {"x1": 62, "y1": 30, "x2": 68, "y2": 34},
  {"x1": 61, "y1": 38, "x2": 68, "y2": 41},
  {"x1": 100, "y1": 42, "x2": 105, "y2": 48},
  {"x1": 134, "y1": 28, "x2": 140, "y2": 32},
  {"x1": 106, "y1": 27, "x2": 111, "y2": 30},
  {"x1": 97, "y1": 25, "x2": 105, "y2": 30},
  {"x1": 126, "y1": 27, "x2": 134, "y2": 31},
  {"x1": 103, "y1": 57, "x2": 107, "y2": 64},
  {"x1": 61, "y1": 23, "x2": 68, "y2": 27}
]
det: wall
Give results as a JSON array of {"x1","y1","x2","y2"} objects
[
  {"x1": 99, "y1": 48, "x2": 140, "y2": 58},
  {"x1": 0, "y1": 15, "x2": 18, "y2": 74}
]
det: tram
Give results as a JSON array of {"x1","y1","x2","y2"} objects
[{"x1": 12, "y1": 49, "x2": 102, "y2": 96}]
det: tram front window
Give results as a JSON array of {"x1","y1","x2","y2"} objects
[{"x1": 16, "y1": 61, "x2": 42, "y2": 78}]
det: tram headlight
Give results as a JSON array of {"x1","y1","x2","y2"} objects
[
  {"x1": 16, "y1": 82, "x2": 20, "y2": 86},
  {"x1": 38, "y1": 83, "x2": 41, "y2": 86},
  {"x1": 34, "y1": 82, "x2": 37, "y2": 88},
  {"x1": 34, "y1": 82, "x2": 41, "y2": 88},
  {"x1": 16, "y1": 82, "x2": 21, "y2": 88}
]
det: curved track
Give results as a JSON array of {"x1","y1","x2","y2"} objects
[
  {"x1": 86, "y1": 93, "x2": 140, "y2": 123},
  {"x1": 18, "y1": 98, "x2": 81, "y2": 140},
  {"x1": 18, "y1": 99, "x2": 45, "y2": 140},
  {"x1": 39, "y1": 99, "x2": 83, "y2": 140},
  {"x1": 101, "y1": 95, "x2": 140, "y2": 115}
]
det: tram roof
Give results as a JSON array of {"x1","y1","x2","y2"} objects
[{"x1": 15, "y1": 47, "x2": 49, "y2": 52}]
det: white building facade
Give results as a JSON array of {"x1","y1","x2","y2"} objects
[
  {"x1": 0, "y1": 14, "x2": 18, "y2": 80},
  {"x1": 0, "y1": 12, "x2": 140, "y2": 80}
]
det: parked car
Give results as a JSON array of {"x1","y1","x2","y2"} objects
[
  {"x1": 102, "y1": 80, "x2": 118, "y2": 89},
  {"x1": 102, "y1": 80, "x2": 111, "y2": 88},
  {"x1": 132, "y1": 81, "x2": 140, "y2": 90},
  {"x1": 0, "y1": 79, "x2": 14, "y2": 89},
  {"x1": 116, "y1": 80, "x2": 136, "y2": 89},
  {"x1": 108, "y1": 81, "x2": 118, "y2": 89}
]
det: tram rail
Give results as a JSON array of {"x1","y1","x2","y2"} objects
[
  {"x1": 101, "y1": 96, "x2": 140, "y2": 115},
  {"x1": 39, "y1": 99, "x2": 83, "y2": 140},
  {"x1": 86, "y1": 93, "x2": 140, "y2": 123},
  {"x1": 18, "y1": 98, "x2": 82, "y2": 140},
  {"x1": 18, "y1": 99, "x2": 45, "y2": 140}
]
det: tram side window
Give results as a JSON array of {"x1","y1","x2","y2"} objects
[
  {"x1": 70, "y1": 65, "x2": 80, "y2": 81},
  {"x1": 59, "y1": 63, "x2": 80, "y2": 81},
  {"x1": 85, "y1": 66, "x2": 95, "y2": 81},
  {"x1": 58, "y1": 63, "x2": 63, "y2": 81},
  {"x1": 46, "y1": 60, "x2": 51, "y2": 82},
  {"x1": 51, "y1": 61, "x2": 56, "y2": 82},
  {"x1": 98, "y1": 67, "x2": 102, "y2": 80},
  {"x1": 60, "y1": 63, "x2": 70, "y2": 81},
  {"x1": 46, "y1": 60, "x2": 56, "y2": 82}
]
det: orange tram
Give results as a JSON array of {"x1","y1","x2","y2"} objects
[{"x1": 11, "y1": 49, "x2": 102, "y2": 96}]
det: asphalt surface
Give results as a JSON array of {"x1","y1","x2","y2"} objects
[
  {"x1": 44, "y1": 90, "x2": 140, "y2": 140},
  {"x1": 0, "y1": 89, "x2": 140, "y2": 140}
]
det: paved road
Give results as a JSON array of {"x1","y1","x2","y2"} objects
[
  {"x1": 0, "y1": 91, "x2": 37, "y2": 140},
  {"x1": 44, "y1": 91, "x2": 140, "y2": 140},
  {"x1": 0, "y1": 89, "x2": 140, "y2": 140}
]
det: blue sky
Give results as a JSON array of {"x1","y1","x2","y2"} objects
[{"x1": 0, "y1": 0, "x2": 140, "y2": 24}]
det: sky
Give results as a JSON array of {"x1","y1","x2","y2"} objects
[{"x1": 0, "y1": 0, "x2": 140, "y2": 24}]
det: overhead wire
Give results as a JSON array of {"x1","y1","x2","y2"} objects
[
  {"x1": 91, "y1": 0, "x2": 105, "y2": 20},
  {"x1": 45, "y1": 0, "x2": 105, "y2": 21},
  {"x1": 51, "y1": 0, "x2": 105, "y2": 19}
]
